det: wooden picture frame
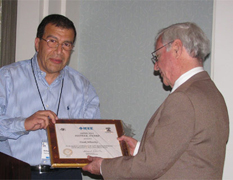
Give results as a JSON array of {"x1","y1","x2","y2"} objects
[{"x1": 47, "y1": 119, "x2": 129, "y2": 168}]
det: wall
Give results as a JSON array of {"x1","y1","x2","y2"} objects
[
  {"x1": 16, "y1": 0, "x2": 40, "y2": 61},
  {"x1": 212, "y1": 1, "x2": 233, "y2": 179}
]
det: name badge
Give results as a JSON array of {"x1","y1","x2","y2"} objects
[{"x1": 41, "y1": 141, "x2": 50, "y2": 160}]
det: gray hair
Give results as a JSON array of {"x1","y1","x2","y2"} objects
[{"x1": 156, "y1": 22, "x2": 210, "y2": 62}]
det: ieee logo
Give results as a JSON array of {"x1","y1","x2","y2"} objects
[{"x1": 79, "y1": 127, "x2": 93, "y2": 130}]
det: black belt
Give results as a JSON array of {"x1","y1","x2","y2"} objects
[{"x1": 31, "y1": 165, "x2": 59, "y2": 174}]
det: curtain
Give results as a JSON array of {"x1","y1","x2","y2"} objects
[{"x1": 0, "y1": 0, "x2": 17, "y2": 68}]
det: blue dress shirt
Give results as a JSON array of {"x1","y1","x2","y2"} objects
[{"x1": 0, "y1": 53, "x2": 100, "y2": 165}]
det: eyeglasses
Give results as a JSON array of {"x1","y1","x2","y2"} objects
[
  {"x1": 151, "y1": 41, "x2": 174, "y2": 64},
  {"x1": 41, "y1": 38, "x2": 74, "y2": 51}
]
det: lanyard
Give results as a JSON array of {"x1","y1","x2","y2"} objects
[{"x1": 31, "y1": 59, "x2": 64, "y2": 116}]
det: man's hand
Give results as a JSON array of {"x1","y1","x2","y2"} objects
[
  {"x1": 24, "y1": 110, "x2": 58, "y2": 131},
  {"x1": 82, "y1": 156, "x2": 103, "y2": 175},
  {"x1": 118, "y1": 135, "x2": 138, "y2": 156}
]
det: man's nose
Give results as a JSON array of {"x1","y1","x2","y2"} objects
[{"x1": 55, "y1": 43, "x2": 63, "y2": 53}]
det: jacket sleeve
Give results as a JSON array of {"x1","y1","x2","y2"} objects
[{"x1": 101, "y1": 92, "x2": 195, "y2": 179}]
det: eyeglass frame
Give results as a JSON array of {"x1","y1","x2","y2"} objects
[
  {"x1": 151, "y1": 40, "x2": 174, "y2": 64},
  {"x1": 41, "y1": 38, "x2": 74, "y2": 51}
]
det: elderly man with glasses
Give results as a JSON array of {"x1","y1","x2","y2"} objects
[{"x1": 82, "y1": 22, "x2": 229, "y2": 180}]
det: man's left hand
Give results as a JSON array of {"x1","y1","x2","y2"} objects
[{"x1": 82, "y1": 156, "x2": 103, "y2": 175}]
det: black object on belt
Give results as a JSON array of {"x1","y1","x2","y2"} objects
[{"x1": 31, "y1": 165, "x2": 59, "y2": 174}]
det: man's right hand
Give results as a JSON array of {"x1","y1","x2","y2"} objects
[{"x1": 24, "y1": 110, "x2": 58, "y2": 131}]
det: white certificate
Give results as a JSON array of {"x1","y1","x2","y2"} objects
[
  {"x1": 47, "y1": 119, "x2": 129, "y2": 168},
  {"x1": 55, "y1": 123, "x2": 122, "y2": 159}
]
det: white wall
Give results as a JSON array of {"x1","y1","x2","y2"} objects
[
  {"x1": 212, "y1": 1, "x2": 233, "y2": 179},
  {"x1": 16, "y1": 0, "x2": 40, "y2": 61}
]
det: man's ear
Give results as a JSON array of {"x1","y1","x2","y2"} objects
[
  {"x1": 35, "y1": 38, "x2": 40, "y2": 52},
  {"x1": 172, "y1": 39, "x2": 183, "y2": 58}
]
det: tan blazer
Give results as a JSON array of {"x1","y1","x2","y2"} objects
[{"x1": 102, "y1": 71, "x2": 229, "y2": 179}]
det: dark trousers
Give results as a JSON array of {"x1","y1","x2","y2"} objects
[{"x1": 31, "y1": 168, "x2": 82, "y2": 179}]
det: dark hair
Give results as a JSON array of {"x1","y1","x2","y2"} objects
[{"x1": 36, "y1": 14, "x2": 76, "y2": 43}]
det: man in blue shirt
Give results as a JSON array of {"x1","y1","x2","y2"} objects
[{"x1": 0, "y1": 14, "x2": 100, "y2": 179}]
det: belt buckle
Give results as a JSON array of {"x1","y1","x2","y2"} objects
[
  {"x1": 38, "y1": 165, "x2": 43, "y2": 174},
  {"x1": 31, "y1": 165, "x2": 51, "y2": 174},
  {"x1": 39, "y1": 165, "x2": 51, "y2": 174}
]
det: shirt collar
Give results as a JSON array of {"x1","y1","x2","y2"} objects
[{"x1": 171, "y1": 67, "x2": 204, "y2": 93}]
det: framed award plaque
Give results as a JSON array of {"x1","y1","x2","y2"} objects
[{"x1": 47, "y1": 119, "x2": 129, "y2": 168}]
